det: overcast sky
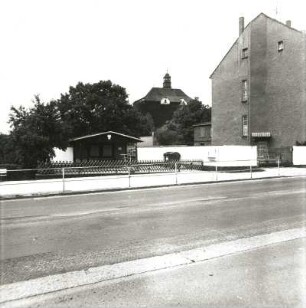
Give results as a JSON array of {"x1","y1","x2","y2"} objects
[{"x1": 0, "y1": 0, "x2": 305, "y2": 133}]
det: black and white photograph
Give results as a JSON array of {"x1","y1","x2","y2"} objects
[{"x1": 0, "y1": 0, "x2": 306, "y2": 307}]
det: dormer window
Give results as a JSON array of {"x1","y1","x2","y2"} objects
[
  {"x1": 161, "y1": 97, "x2": 170, "y2": 105},
  {"x1": 278, "y1": 41, "x2": 284, "y2": 52},
  {"x1": 180, "y1": 98, "x2": 187, "y2": 105},
  {"x1": 242, "y1": 47, "x2": 248, "y2": 59}
]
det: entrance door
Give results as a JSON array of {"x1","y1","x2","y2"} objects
[{"x1": 257, "y1": 141, "x2": 269, "y2": 159}]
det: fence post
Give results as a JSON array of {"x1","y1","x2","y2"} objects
[
  {"x1": 175, "y1": 162, "x2": 178, "y2": 185},
  {"x1": 250, "y1": 163, "x2": 253, "y2": 179},
  {"x1": 277, "y1": 158, "x2": 280, "y2": 176},
  {"x1": 128, "y1": 167, "x2": 131, "y2": 188},
  {"x1": 215, "y1": 164, "x2": 218, "y2": 181},
  {"x1": 62, "y1": 168, "x2": 65, "y2": 193}
]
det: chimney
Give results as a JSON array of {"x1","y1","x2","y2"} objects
[
  {"x1": 286, "y1": 20, "x2": 291, "y2": 27},
  {"x1": 239, "y1": 17, "x2": 244, "y2": 36}
]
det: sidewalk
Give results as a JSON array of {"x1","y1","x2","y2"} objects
[
  {"x1": 2, "y1": 232, "x2": 305, "y2": 307},
  {"x1": 1, "y1": 167, "x2": 306, "y2": 199}
]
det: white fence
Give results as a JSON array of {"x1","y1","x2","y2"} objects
[
  {"x1": 51, "y1": 146, "x2": 306, "y2": 166},
  {"x1": 292, "y1": 146, "x2": 306, "y2": 165},
  {"x1": 137, "y1": 146, "x2": 258, "y2": 167},
  {"x1": 2, "y1": 162, "x2": 305, "y2": 199}
]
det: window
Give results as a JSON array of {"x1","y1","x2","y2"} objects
[
  {"x1": 180, "y1": 98, "x2": 187, "y2": 105},
  {"x1": 81, "y1": 146, "x2": 88, "y2": 160},
  {"x1": 278, "y1": 41, "x2": 284, "y2": 52},
  {"x1": 241, "y1": 80, "x2": 248, "y2": 102},
  {"x1": 89, "y1": 144, "x2": 100, "y2": 158},
  {"x1": 161, "y1": 98, "x2": 170, "y2": 105},
  {"x1": 242, "y1": 115, "x2": 248, "y2": 137},
  {"x1": 102, "y1": 144, "x2": 113, "y2": 158},
  {"x1": 242, "y1": 47, "x2": 248, "y2": 59}
]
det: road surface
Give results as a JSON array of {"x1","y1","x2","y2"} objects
[{"x1": 1, "y1": 177, "x2": 305, "y2": 286}]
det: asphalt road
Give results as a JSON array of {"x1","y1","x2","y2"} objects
[{"x1": 1, "y1": 177, "x2": 306, "y2": 285}]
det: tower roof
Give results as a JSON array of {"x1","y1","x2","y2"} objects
[
  {"x1": 140, "y1": 87, "x2": 192, "y2": 103},
  {"x1": 133, "y1": 73, "x2": 193, "y2": 104},
  {"x1": 163, "y1": 72, "x2": 172, "y2": 89}
]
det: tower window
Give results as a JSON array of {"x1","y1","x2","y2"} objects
[
  {"x1": 242, "y1": 115, "x2": 248, "y2": 137},
  {"x1": 241, "y1": 80, "x2": 248, "y2": 102},
  {"x1": 278, "y1": 41, "x2": 284, "y2": 52},
  {"x1": 242, "y1": 48, "x2": 248, "y2": 59}
]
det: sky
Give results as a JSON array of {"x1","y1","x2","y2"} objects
[{"x1": 0, "y1": 0, "x2": 306, "y2": 134}]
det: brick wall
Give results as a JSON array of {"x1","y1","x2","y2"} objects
[
  {"x1": 211, "y1": 14, "x2": 306, "y2": 148},
  {"x1": 250, "y1": 15, "x2": 306, "y2": 148},
  {"x1": 211, "y1": 25, "x2": 250, "y2": 145}
]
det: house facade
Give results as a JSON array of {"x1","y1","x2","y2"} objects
[
  {"x1": 193, "y1": 122, "x2": 212, "y2": 146},
  {"x1": 210, "y1": 13, "x2": 306, "y2": 160},
  {"x1": 134, "y1": 73, "x2": 193, "y2": 128},
  {"x1": 69, "y1": 131, "x2": 142, "y2": 161}
]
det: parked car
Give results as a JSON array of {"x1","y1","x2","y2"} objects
[{"x1": 163, "y1": 152, "x2": 181, "y2": 161}]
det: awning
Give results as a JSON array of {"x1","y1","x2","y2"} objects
[{"x1": 251, "y1": 132, "x2": 271, "y2": 138}]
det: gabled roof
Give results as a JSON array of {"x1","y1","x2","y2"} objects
[
  {"x1": 70, "y1": 131, "x2": 142, "y2": 142},
  {"x1": 260, "y1": 12, "x2": 303, "y2": 34},
  {"x1": 136, "y1": 87, "x2": 192, "y2": 104},
  {"x1": 210, "y1": 13, "x2": 304, "y2": 78}
]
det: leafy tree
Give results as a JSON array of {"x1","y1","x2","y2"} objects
[
  {"x1": 156, "y1": 99, "x2": 211, "y2": 145},
  {"x1": 7, "y1": 80, "x2": 152, "y2": 168},
  {"x1": 0, "y1": 133, "x2": 17, "y2": 165},
  {"x1": 57, "y1": 80, "x2": 152, "y2": 138},
  {"x1": 9, "y1": 96, "x2": 69, "y2": 168},
  {"x1": 155, "y1": 122, "x2": 184, "y2": 145}
]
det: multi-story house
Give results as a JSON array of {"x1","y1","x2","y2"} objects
[{"x1": 210, "y1": 13, "x2": 306, "y2": 161}]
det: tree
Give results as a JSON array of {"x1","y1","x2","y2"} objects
[
  {"x1": 0, "y1": 133, "x2": 17, "y2": 165},
  {"x1": 155, "y1": 121, "x2": 184, "y2": 145},
  {"x1": 156, "y1": 99, "x2": 211, "y2": 145},
  {"x1": 9, "y1": 96, "x2": 69, "y2": 168},
  {"x1": 7, "y1": 80, "x2": 152, "y2": 168},
  {"x1": 57, "y1": 80, "x2": 152, "y2": 138}
]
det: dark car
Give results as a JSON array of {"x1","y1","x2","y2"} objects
[{"x1": 163, "y1": 152, "x2": 181, "y2": 161}]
